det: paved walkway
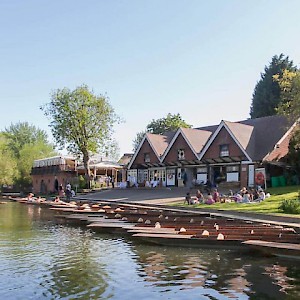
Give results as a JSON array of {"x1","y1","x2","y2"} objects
[{"x1": 76, "y1": 187, "x2": 300, "y2": 230}]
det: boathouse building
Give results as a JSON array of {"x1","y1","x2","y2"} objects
[{"x1": 127, "y1": 115, "x2": 298, "y2": 189}]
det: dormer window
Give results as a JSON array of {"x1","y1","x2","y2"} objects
[
  {"x1": 178, "y1": 149, "x2": 185, "y2": 160},
  {"x1": 220, "y1": 144, "x2": 229, "y2": 157},
  {"x1": 144, "y1": 153, "x2": 150, "y2": 163}
]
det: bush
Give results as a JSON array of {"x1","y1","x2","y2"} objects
[
  {"x1": 78, "y1": 175, "x2": 87, "y2": 189},
  {"x1": 279, "y1": 199, "x2": 300, "y2": 214}
]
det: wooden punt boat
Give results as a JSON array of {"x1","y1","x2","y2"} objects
[
  {"x1": 131, "y1": 233, "x2": 245, "y2": 249},
  {"x1": 242, "y1": 240, "x2": 300, "y2": 259}
]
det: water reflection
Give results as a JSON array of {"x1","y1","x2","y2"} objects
[{"x1": 0, "y1": 201, "x2": 299, "y2": 300}]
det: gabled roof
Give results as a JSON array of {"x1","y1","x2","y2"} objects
[
  {"x1": 127, "y1": 131, "x2": 175, "y2": 169},
  {"x1": 181, "y1": 128, "x2": 212, "y2": 155},
  {"x1": 161, "y1": 127, "x2": 212, "y2": 161},
  {"x1": 238, "y1": 115, "x2": 292, "y2": 161},
  {"x1": 147, "y1": 131, "x2": 175, "y2": 157},
  {"x1": 263, "y1": 118, "x2": 298, "y2": 162},
  {"x1": 128, "y1": 115, "x2": 294, "y2": 169},
  {"x1": 198, "y1": 120, "x2": 252, "y2": 161},
  {"x1": 118, "y1": 153, "x2": 134, "y2": 166},
  {"x1": 224, "y1": 121, "x2": 254, "y2": 150}
]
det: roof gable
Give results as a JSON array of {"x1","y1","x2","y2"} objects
[
  {"x1": 199, "y1": 121, "x2": 252, "y2": 161},
  {"x1": 161, "y1": 128, "x2": 212, "y2": 161},
  {"x1": 128, "y1": 132, "x2": 175, "y2": 169}
]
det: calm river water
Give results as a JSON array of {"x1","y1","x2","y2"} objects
[{"x1": 0, "y1": 200, "x2": 299, "y2": 300}]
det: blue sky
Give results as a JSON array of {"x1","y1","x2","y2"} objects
[{"x1": 1, "y1": 0, "x2": 300, "y2": 157}]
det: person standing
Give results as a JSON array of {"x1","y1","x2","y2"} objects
[
  {"x1": 111, "y1": 175, "x2": 115, "y2": 188},
  {"x1": 66, "y1": 182, "x2": 72, "y2": 202}
]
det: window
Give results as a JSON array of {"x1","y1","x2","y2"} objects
[
  {"x1": 220, "y1": 144, "x2": 229, "y2": 157},
  {"x1": 226, "y1": 165, "x2": 239, "y2": 172},
  {"x1": 144, "y1": 153, "x2": 150, "y2": 163},
  {"x1": 178, "y1": 149, "x2": 185, "y2": 160}
]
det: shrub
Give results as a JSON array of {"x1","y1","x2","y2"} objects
[
  {"x1": 78, "y1": 175, "x2": 87, "y2": 189},
  {"x1": 279, "y1": 199, "x2": 300, "y2": 214}
]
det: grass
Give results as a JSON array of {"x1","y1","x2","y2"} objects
[{"x1": 173, "y1": 185, "x2": 300, "y2": 217}]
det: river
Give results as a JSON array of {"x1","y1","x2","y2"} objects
[{"x1": 0, "y1": 200, "x2": 299, "y2": 299}]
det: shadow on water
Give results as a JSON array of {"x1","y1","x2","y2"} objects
[{"x1": 0, "y1": 200, "x2": 299, "y2": 299}]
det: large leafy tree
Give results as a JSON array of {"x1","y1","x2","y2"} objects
[
  {"x1": 275, "y1": 70, "x2": 300, "y2": 176},
  {"x1": 4, "y1": 122, "x2": 49, "y2": 158},
  {"x1": 17, "y1": 141, "x2": 57, "y2": 188},
  {"x1": 41, "y1": 84, "x2": 119, "y2": 185},
  {"x1": 0, "y1": 133, "x2": 18, "y2": 187},
  {"x1": 2, "y1": 122, "x2": 55, "y2": 190},
  {"x1": 250, "y1": 54, "x2": 297, "y2": 119},
  {"x1": 132, "y1": 113, "x2": 191, "y2": 151}
]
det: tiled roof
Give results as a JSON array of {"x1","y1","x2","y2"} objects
[
  {"x1": 197, "y1": 115, "x2": 292, "y2": 161},
  {"x1": 223, "y1": 121, "x2": 254, "y2": 149},
  {"x1": 146, "y1": 131, "x2": 176, "y2": 157},
  {"x1": 181, "y1": 127, "x2": 212, "y2": 154},
  {"x1": 238, "y1": 115, "x2": 291, "y2": 161}
]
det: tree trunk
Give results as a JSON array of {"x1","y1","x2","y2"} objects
[{"x1": 83, "y1": 152, "x2": 91, "y2": 189}]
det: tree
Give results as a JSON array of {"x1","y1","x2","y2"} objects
[
  {"x1": 16, "y1": 141, "x2": 57, "y2": 189},
  {"x1": 132, "y1": 130, "x2": 147, "y2": 152},
  {"x1": 274, "y1": 69, "x2": 300, "y2": 120},
  {"x1": 132, "y1": 113, "x2": 192, "y2": 151},
  {"x1": 275, "y1": 69, "x2": 300, "y2": 178},
  {"x1": 0, "y1": 133, "x2": 18, "y2": 187},
  {"x1": 2, "y1": 122, "x2": 55, "y2": 190},
  {"x1": 250, "y1": 54, "x2": 297, "y2": 119},
  {"x1": 4, "y1": 122, "x2": 49, "y2": 158},
  {"x1": 41, "y1": 84, "x2": 119, "y2": 186}
]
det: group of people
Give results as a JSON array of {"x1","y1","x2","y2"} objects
[
  {"x1": 185, "y1": 188, "x2": 221, "y2": 205},
  {"x1": 58, "y1": 182, "x2": 75, "y2": 202},
  {"x1": 184, "y1": 186, "x2": 269, "y2": 205},
  {"x1": 232, "y1": 186, "x2": 268, "y2": 203}
]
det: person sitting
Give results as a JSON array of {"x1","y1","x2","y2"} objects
[
  {"x1": 54, "y1": 196, "x2": 60, "y2": 203},
  {"x1": 184, "y1": 192, "x2": 192, "y2": 205},
  {"x1": 256, "y1": 189, "x2": 266, "y2": 202},
  {"x1": 196, "y1": 190, "x2": 204, "y2": 203},
  {"x1": 212, "y1": 188, "x2": 220, "y2": 202},
  {"x1": 242, "y1": 191, "x2": 251, "y2": 203},
  {"x1": 205, "y1": 193, "x2": 215, "y2": 205},
  {"x1": 27, "y1": 193, "x2": 36, "y2": 202},
  {"x1": 233, "y1": 193, "x2": 243, "y2": 203},
  {"x1": 240, "y1": 187, "x2": 247, "y2": 196}
]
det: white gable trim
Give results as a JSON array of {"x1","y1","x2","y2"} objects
[
  {"x1": 262, "y1": 119, "x2": 299, "y2": 161},
  {"x1": 160, "y1": 128, "x2": 199, "y2": 161},
  {"x1": 198, "y1": 121, "x2": 252, "y2": 162},
  {"x1": 127, "y1": 134, "x2": 162, "y2": 169},
  {"x1": 128, "y1": 135, "x2": 146, "y2": 169},
  {"x1": 160, "y1": 128, "x2": 181, "y2": 161}
]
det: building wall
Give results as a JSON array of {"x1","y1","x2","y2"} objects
[
  {"x1": 32, "y1": 172, "x2": 76, "y2": 195},
  {"x1": 164, "y1": 134, "x2": 198, "y2": 163},
  {"x1": 131, "y1": 140, "x2": 160, "y2": 168},
  {"x1": 203, "y1": 127, "x2": 245, "y2": 159}
]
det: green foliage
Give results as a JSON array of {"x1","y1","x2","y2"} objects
[
  {"x1": 41, "y1": 84, "x2": 120, "y2": 184},
  {"x1": 132, "y1": 130, "x2": 147, "y2": 152},
  {"x1": 0, "y1": 133, "x2": 18, "y2": 186},
  {"x1": 147, "y1": 113, "x2": 192, "y2": 134},
  {"x1": 78, "y1": 175, "x2": 87, "y2": 189},
  {"x1": 1, "y1": 123, "x2": 56, "y2": 190},
  {"x1": 132, "y1": 113, "x2": 191, "y2": 151},
  {"x1": 3, "y1": 122, "x2": 48, "y2": 158},
  {"x1": 16, "y1": 141, "x2": 57, "y2": 189},
  {"x1": 279, "y1": 199, "x2": 300, "y2": 214},
  {"x1": 275, "y1": 70, "x2": 300, "y2": 120},
  {"x1": 250, "y1": 54, "x2": 297, "y2": 119}
]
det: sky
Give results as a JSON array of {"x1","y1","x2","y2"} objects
[{"x1": 1, "y1": 0, "x2": 300, "y2": 158}]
